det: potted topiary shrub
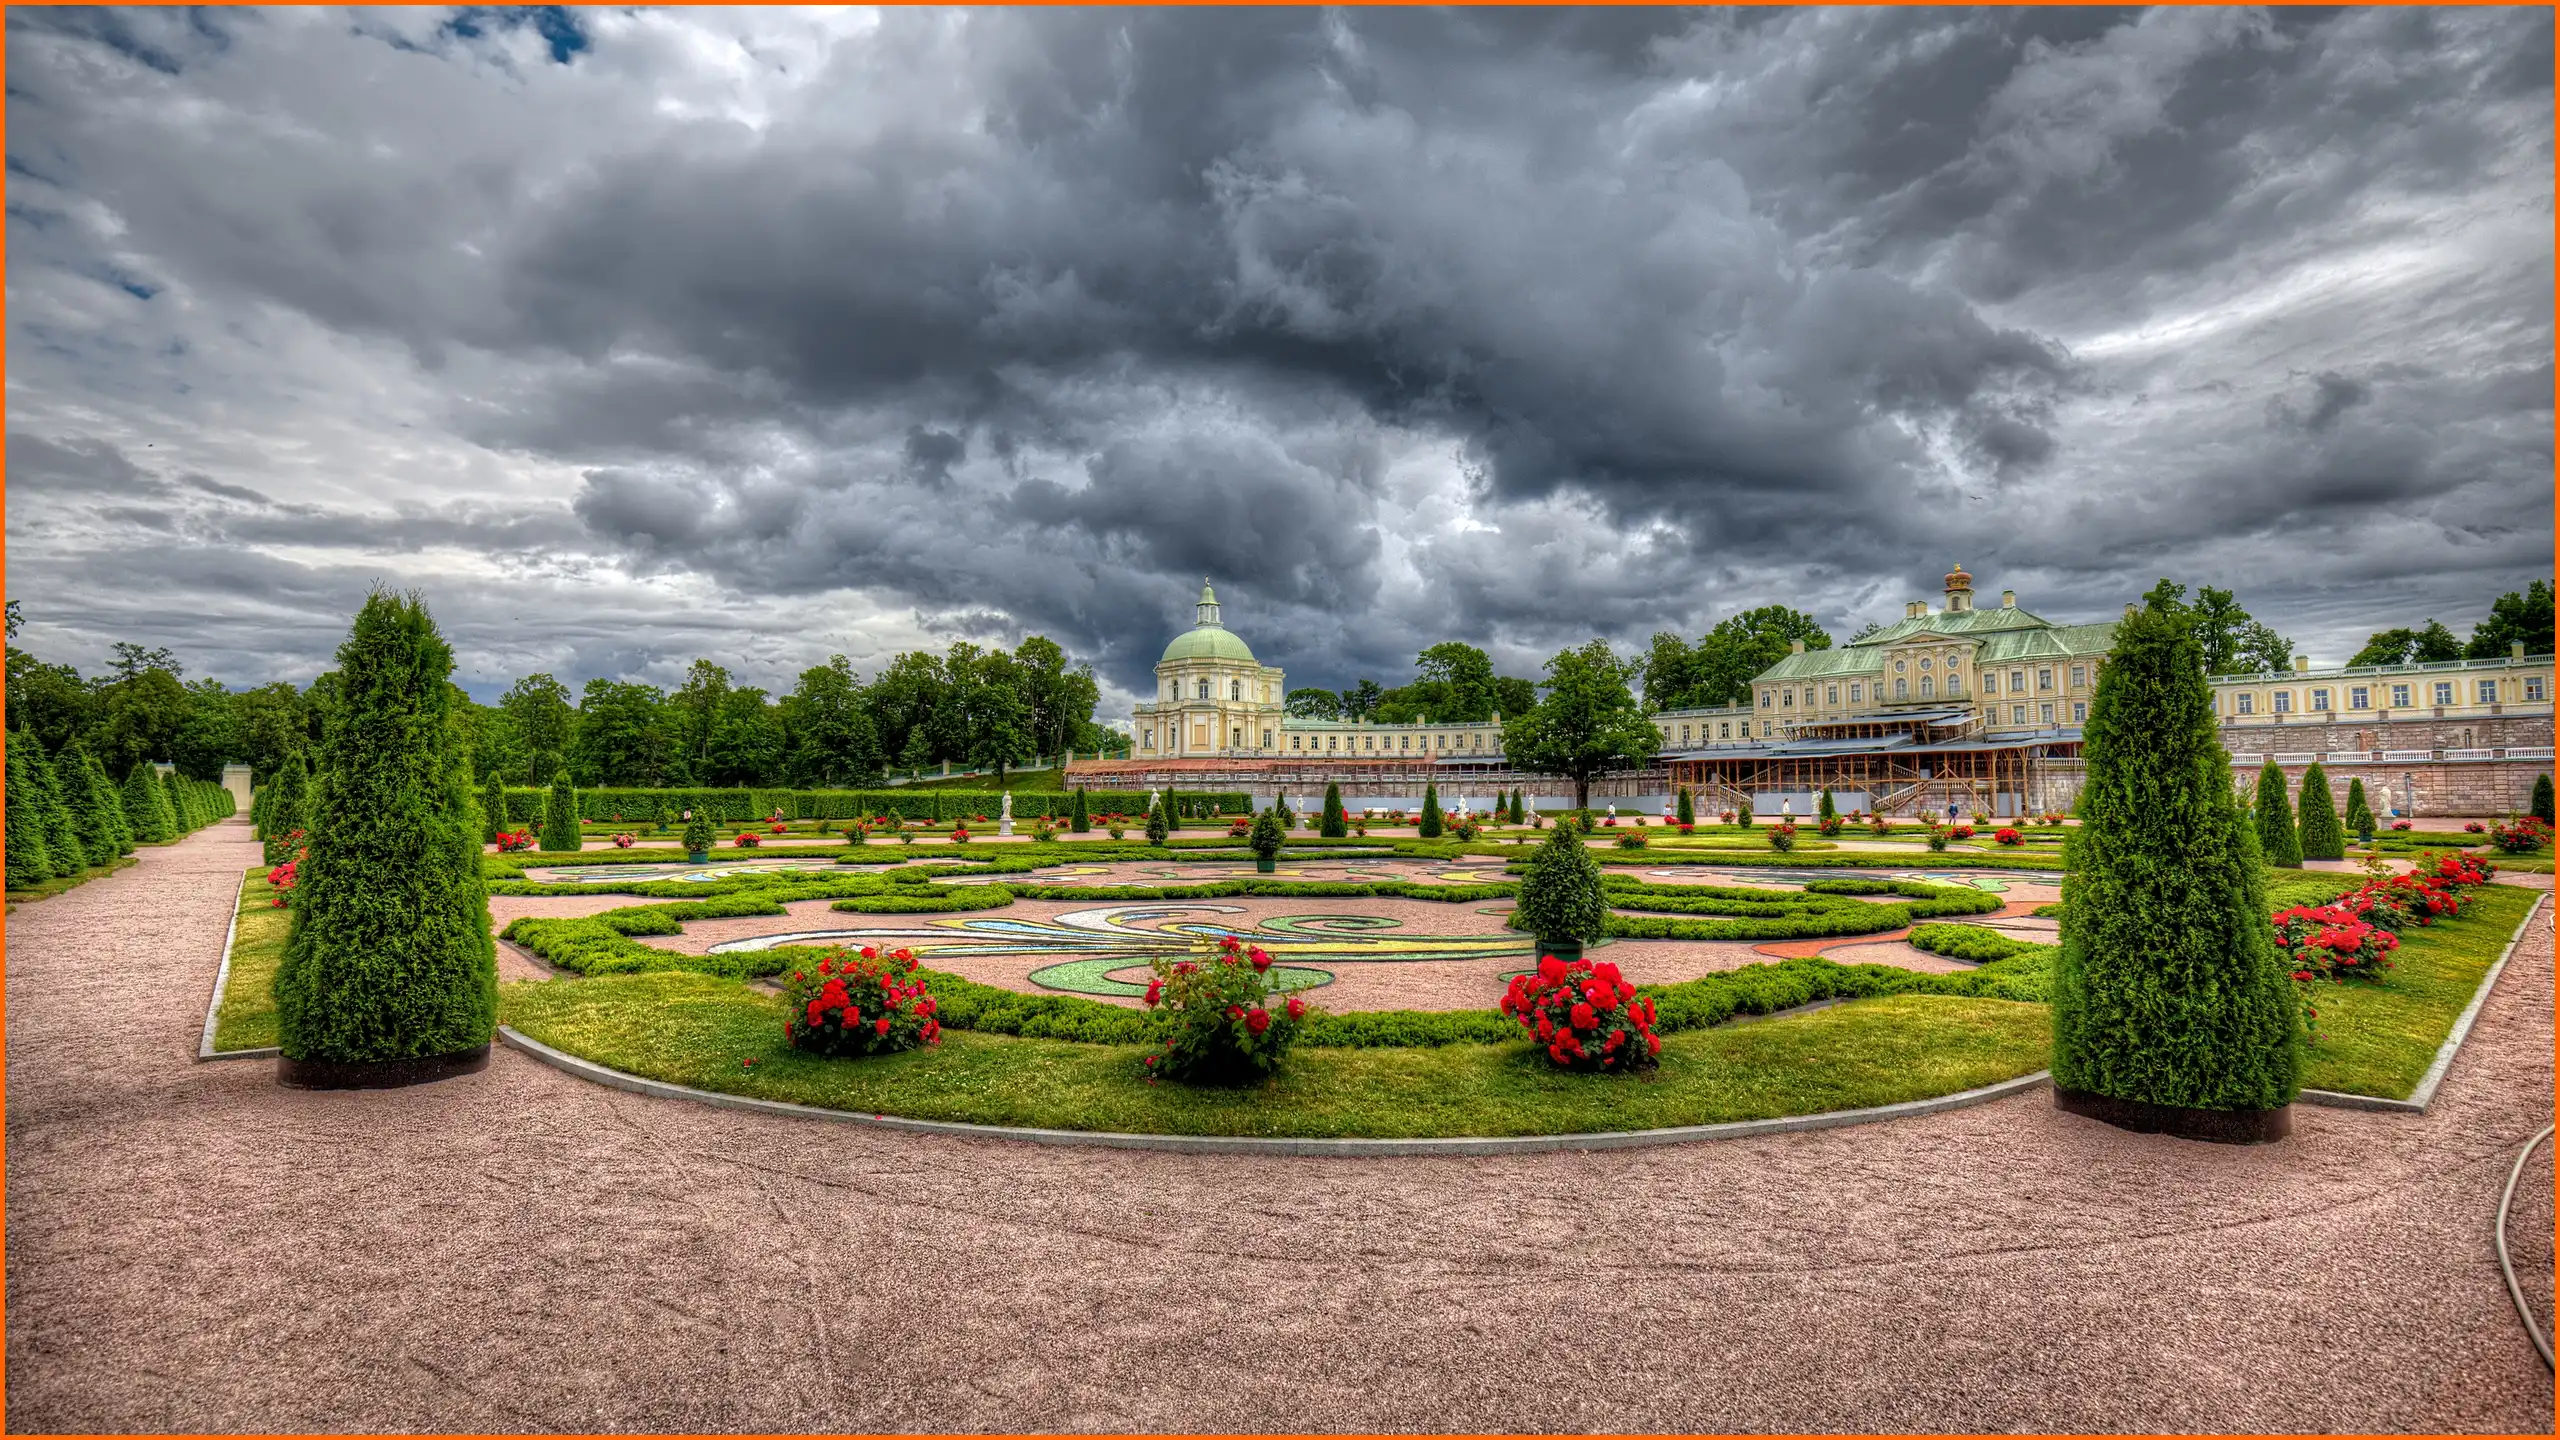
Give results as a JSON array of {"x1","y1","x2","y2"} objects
[
  {"x1": 681, "y1": 808, "x2": 713, "y2": 862},
  {"x1": 1736, "y1": 798, "x2": 1753, "y2": 829},
  {"x1": 1248, "y1": 806, "x2": 1285, "y2": 872},
  {"x1": 1513, "y1": 822, "x2": 1607, "y2": 964}
]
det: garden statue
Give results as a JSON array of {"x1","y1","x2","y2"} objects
[
  {"x1": 1606, "y1": 804, "x2": 1616, "y2": 819},
  {"x1": 1782, "y1": 797, "x2": 1793, "y2": 819},
  {"x1": 999, "y1": 791, "x2": 1014, "y2": 837}
]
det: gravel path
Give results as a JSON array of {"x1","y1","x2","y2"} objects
[{"x1": 7, "y1": 819, "x2": 2552, "y2": 1432}]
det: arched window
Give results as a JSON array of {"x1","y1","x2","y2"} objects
[
  {"x1": 1231, "y1": 679, "x2": 1242, "y2": 701},
  {"x1": 1197, "y1": 678, "x2": 1210, "y2": 700},
  {"x1": 1920, "y1": 676, "x2": 1935, "y2": 698}
]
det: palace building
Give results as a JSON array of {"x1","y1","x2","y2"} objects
[{"x1": 1086, "y1": 570, "x2": 2552, "y2": 817}]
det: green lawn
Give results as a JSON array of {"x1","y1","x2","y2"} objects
[
  {"x1": 498, "y1": 976, "x2": 2049, "y2": 1138},
  {"x1": 212, "y1": 867, "x2": 291, "y2": 1052},
  {"x1": 4, "y1": 854, "x2": 140, "y2": 911},
  {"x1": 2297, "y1": 881, "x2": 2541, "y2": 1099}
]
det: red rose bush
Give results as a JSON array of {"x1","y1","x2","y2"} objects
[
  {"x1": 782, "y1": 945, "x2": 940, "y2": 1057},
  {"x1": 2270, "y1": 904, "x2": 2399, "y2": 982},
  {"x1": 1501, "y1": 954, "x2": 1660, "y2": 1073},
  {"x1": 1138, "y1": 933, "x2": 1308, "y2": 1085}
]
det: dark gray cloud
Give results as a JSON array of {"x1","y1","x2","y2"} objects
[{"x1": 5, "y1": 5, "x2": 2550, "y2": 709}]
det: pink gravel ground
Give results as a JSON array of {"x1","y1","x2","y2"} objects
[{"x1": 6, "y1": 820, "x2": 2552, "y2": 1431}]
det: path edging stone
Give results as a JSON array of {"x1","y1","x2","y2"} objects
[
  {"x1": 494, "y1": 1024, "x2": 2052, "y2": 1156},
  {"x1": 195, "y1": 866, "x2": 257, "y2": 1062}
]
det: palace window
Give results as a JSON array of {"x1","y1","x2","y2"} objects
[
  {"x1": 2391, "y1": 684, "x2": 2412, "y2": 707},
  {"x1": 2010, "y1": 670, "x2": 2025, "y2": 693},
  {"x1": 1919, "y1": 676, "x2": 1935, "y2": 697},
  {"x1": 1761, "y1": 721, "x2": 1773, "y2": 737},
  {"x1": 1760, "y1": 690, "x2": 1773, "y2": 708},
  {"x1": 2237, "y1": 694, "x2": 2255, "y2": 715},
  {"x1": 1399, "y1": 735, "x2": 1409, "y2": 750},
  {"x1": 2273, "y1": 692, "x2": 2292, "y2": 714},
  {"x1": 1827, "y1": 685, "x2": 1839, "y2": 705},
  {"x1": 1680, "y1": 725, "x2": 1691, "y2": 742},
  {"x1": 2530, "y1": 677, "x2": 2548, "y2": 701},
  {"x1": 2349, "y1": 687, "x2": 2369, "y2": 710},
  {"x1": 1262, "y1": 729, "x2": 1273, "y2": 747},
  {"x1": 2479, "y1": 680, "x2": 2500, "y2": 704},
  {"x1": 1232, "y1": 727, "x2": 1243, "y2": 747},
  {"x1": 1893, "y1": 678, "x2": 1908, "y2": 699},
  {"x1": 1895, "y1": 659, "x2": 1906, "y2": 674},
  {"x1": 2038, "y1": 669, "x2": 2054, "y2": 692},
  {"x1": 2434, "y1": 682, "x2": 2455, "y2": 706},
  {"x1": 1197, "y1": 679, "x2": 1211, "y2": 700},
  {"x1": 1947, "y1": 676, "x2": 1963, "y2": 697},
  {"x1": 1850, "y1": 683, "x2": 1863, "y2": 702},
  {"x1": 1291, "y1": 736, "x2": 1303, "y2": 751},
  {"x1": 1720, "y1": 723, "x2": 1732, "y2": 739},
  {"x1": 2310, "y1": 689, "x2": 2330, "y2": 712},
  {"x1": 2072, "y1": 702, "x2": 2087, "y2": 722},
  {"x1": 2011, "y1": 705, "x2": 2026, "y2": 725},
  {"x1": 1365, "y1": 736, "x2": 1376, "y2": 751},
  {"x1": 2040, "y1": 703, "x2": 2055, "y2": 725},
  {"x1": 1327, "y1": 736, "x2": 1338, "y2": 751},
  {"x1": 1919, "y1": 657, "x2": 1932, "y2": 672},
  {"x1": 1783, "y1": 689, "x2": 1795, "y2": 707},
  {"x1": 2071, "y1": 665, "x2": 2087, "y2": 688},
  {"x1": 1231, "y1": 679, "x2": 1243, "y2": 701}
]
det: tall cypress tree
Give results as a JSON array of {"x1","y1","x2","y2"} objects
[
  {"x1": 1143, "y1": 791, "x2": 1170, "y2": 844},
  {"x1": 1677, "y1": 787, "x2": 1695, "y2": 826},
  {"x1": 1817, "y1": 788, "x2": 1836, "y2": 822},
  {"x1": 274, "y1": 590, "x2": 496, "y2": 1070},
  {"x1": 1320, "y1": 782, "x2": 1348, "y2": 839},
  {"x1": 2533, "y1": 773, "x2": 2555, "y2": 826},
  {"x1": 479, "y1": 769, "x2": 507, "y2": 844},
  {"x1": 25, "y1": 734, "x2": 90, "y2": 877},
  {"x1": 2254, "y1": 760, "x2": 2301, "y2": 868},
  {"x1": 161, "y1": 769, "x2": 197, "y2": 835},
  {"x1": 539, "y1": 770, "x2": 581, "y2": 852},
  {"x1": 1419, "y1": 782, "x2": 1444, "y2": 838},
  {"x1": 1070, "y1": 786, "x2": 1091, "y2": 833},
  {"x1": 6, "y1": 735, "x2": 55, "y2": 888},
  {"x1": 2295, "y1": 763, "x2": 2344, "y2": 862},
  {"x1": 59, "y1": 744, "x2": 126, "y2": 869},
  {"x1": 2343, "y1": 778, "x2": 2375, "y2": 841},
  {"x1": 123, "y1": 763, "x2": 176, "y2": 844},
  {"x1": 2052, "y1": 601, "x2": 2299, "y2": 1120},
  {"x1": 264, "y1": 753, "x2": 311, "y2": 866}
]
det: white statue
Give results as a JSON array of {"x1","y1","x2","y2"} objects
[
  {"x1": 1146, "y1": 788, "x2": 1159, "y2": 816},
  {"x1": 1782, "y1": 797, "x2": 1794, "y2": 819},
  {"x1": 999, "y1": 790, "x2": 1014, "y2": 837},
  {"x1": 1607, "y1": 804, "x2": 1617, "y2": 819}
]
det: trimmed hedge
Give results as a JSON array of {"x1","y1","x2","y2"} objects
[
  {"x1": 488, "y1": 786, "x2": 1246, "y2": 825},
  {"x1": 1906, "y1": 922, "x2": 2047, "y2": 964}
]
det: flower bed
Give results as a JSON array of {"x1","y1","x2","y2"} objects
[
  {"x1": 781, "y1": 945, "x2": 941, "y2": 1055},
  {"x1": 1501, "y1": 954, "x2": 1659, "y2": 1072},
  {"x1": 1139, "y1": 933, "x2": 1308, "y2": 1085}
]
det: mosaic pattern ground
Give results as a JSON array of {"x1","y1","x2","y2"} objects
[{"x1": 704, "y1": 901, "x2": 1533, "y2": 996}]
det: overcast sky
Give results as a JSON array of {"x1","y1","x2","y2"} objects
[{"x1": 6, "y1": 6, "x2": 2551, "y2": 713}]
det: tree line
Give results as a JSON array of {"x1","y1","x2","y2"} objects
[
  {"x1": 2345, "y1": 579, "x2": 2552, "y2": 667},
  {"x1": 4, "y1": 601, "x2": 1114, "y2": 791}
]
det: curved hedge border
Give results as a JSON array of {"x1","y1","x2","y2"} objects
[{"x1": 1906, "y1": 922, "x2": 2052, "y2": 964}]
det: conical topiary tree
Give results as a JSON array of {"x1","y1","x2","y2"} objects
[
  {"x1": 2255, "y1": 760, "x2": 2301, "y2": 868},
  {"x1": 25, "y1": 734, "x2": 90, "y2": 878},
  {"x1": 539, "y1": 770, "x2": 581, "y2": 852},
  {"x1": 60, "y1": 743, "x2": 127, "y2": 869},
  {"x1": 2295, "y1": 763, "x2": 2344, "y2": 862},
  {"x1": 6, "y1": 735, "x2": 55, "y2": 889},
  {"x1": 2344, "y1": 778, "x2": 2375, "y2": 841},
  {"x1": 1320, "y1": 782, "x2": 1348, "y2": 839},
  {"x1": 1419, "y1": 782, "x2": 1444, "y2": 838},
  {"x1": 1817, "y1": 788, "x2": 1836, "y2": 822},
  {"x1": 273, "y1": 590, "x2": 496, "y2": 1081},
  {"x1": 2052, "y1": 600, "x2": 2299, "y2": 1138},
  {"x1": 480, "y1": 768, "x2": 507, "y2": 844},
  {"x1": 162, "y1": 769, "x2": 198, "y2": 835},
  {"x1": 2534, "y1": 773, "x2": 2555, "y2": 826},
  {"x1": 1070, "y1": 786, "x2": 1091, "y2": 833},
  {"x1": 264, "y1": 752, "x2": 312, "y2": 866},
  {"x1": 1676, "y1": 787, "x2": 1695, "y2": 826},
  {"x1": 1513, "y1": 820, "x2": 1609, "y2": 959},
  {"x1": 122, "y1": 763, "x2": 176, "y2": 844},
  {"x1": 1144, "y1": 791, "x2": 1170, "y2": 844}
]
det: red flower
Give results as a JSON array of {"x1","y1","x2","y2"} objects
[
  {"x1": 1249, "y1": 947, "x2": 1273, "y2": 973},
  {"x1": 1569, "y1": 1002, "x2": 1597, "y2": 1030},
  {"x1": 1286, "y1": 995, "x2": 1307, "y2": 1020},
  {"x1": 1143, "y1": 980, "x2": 1163, "y2": 1008},
  {"x1": 873, "y1": 1015, "x2": 893, "y2": 1036},
  {"x1": 1226, "y1": 1005, "x2": 1245, "y2": 1021},
  {"x1": 1245, "y1": 1007, "x2": 1272, "y2": 1035}
]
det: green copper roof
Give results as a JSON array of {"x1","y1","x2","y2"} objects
[
  {"x1": 1755, "y1": 647, "x2": 1886, "y2": 681},
  {"x1": 1161, "y1": 625, "x2": 1259, "y2": 665},
  {"x1": 1851, "y1": 605, "x2": 2057, "y2": 648}
]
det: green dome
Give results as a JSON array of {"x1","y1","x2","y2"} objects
[{"x1": 1161, "y1": 625, "x2": 1258, "y2": 665}]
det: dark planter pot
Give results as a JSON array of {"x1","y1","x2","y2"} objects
[
  {"x1": 1536, "y1": 938, "x2": 1586, "y2": 965},
  {"x1": 687, "y1": 850, "x2": 708, "y2": 862},
  {"x1": 278, "y1": 1043, "x2": 491, "y2": 1091},
  {"x1": 2054, "y1": 1086, "x2": 2292, "y2": 1145},
  {"x1": 1255, "y1": 858, "x2": 1277, "y2": 873}
]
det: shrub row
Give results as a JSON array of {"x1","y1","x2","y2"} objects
[
  {"x1": 1906, "y1": 922, "x2": 2048, "y2": 963},
  {"x1": 490, "y1": 787, "x2": 1250, "y2": 825}
]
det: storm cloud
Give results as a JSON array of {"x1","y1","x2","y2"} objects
[{"x1": 5, "y1": 5, "x2": 2550, "y2": 712}]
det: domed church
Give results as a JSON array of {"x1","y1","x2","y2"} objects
[{"x1": 1131, "y1": 582, "x2": 1287, "y2": 757}]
